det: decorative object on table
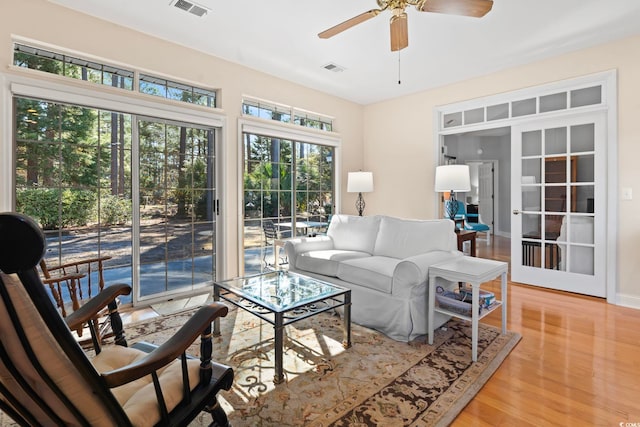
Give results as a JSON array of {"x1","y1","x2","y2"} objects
[
  {"x1": 347, "y1": 171, "x2": 374, "y2": 216},
  {"x1": 435, "y1": 164, "x2": 471, "y2": 221},
  {"x1": 447, "y1": 199, "x2": 492, "y2": 245}
]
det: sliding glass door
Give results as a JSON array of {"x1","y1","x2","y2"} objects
[
  {"x1": 243, "y1": 132, "x2": 334, "y2": 273},
  {"x1": 14, "y1": 97, "x2": 220, "y2": 306}
]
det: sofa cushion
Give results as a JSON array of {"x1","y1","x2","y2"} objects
[
  {"x1": 296, "y1": 250, "x2": 370, "y2": 277},
  {"x1": 373, "y1": 216, "x2": 456, "y2": 259},
  {"x1": 337, "y1": 256, "x2": 400, "y2": 294},
  {"x1": 326, "y1": 214, "x2": 381, "y2": 253}
]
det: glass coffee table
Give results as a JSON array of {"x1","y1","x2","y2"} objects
[{"x1": 213, "y1": 270, "x2": 351, "y2": 384}]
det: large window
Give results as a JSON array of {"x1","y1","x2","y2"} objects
[{"x1": 243, "y1": 132, "x2": 335, "y2": 273}]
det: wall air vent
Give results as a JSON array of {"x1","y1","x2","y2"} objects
[
  {"x1": 323, "y1": 63, "x2": 346, "y2": 73},
  {"x1": 172, "y1": 0, "x2": 209, "y2": 17}
]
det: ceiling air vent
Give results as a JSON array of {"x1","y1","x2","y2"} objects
[
  {"x1": 323, "y1": 63, "x2": 346, "y2": 73},
  {"x1": 172, "y1": 0, "x2": 209, "y2": 17}
]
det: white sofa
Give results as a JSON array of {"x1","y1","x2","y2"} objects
[{"x1": 284, "y1": 214, "x2": 462, "y2": 342}]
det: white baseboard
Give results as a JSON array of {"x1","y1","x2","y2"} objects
[{"x1": 615, "y1": 293, "x2": 640, "y2": 310}]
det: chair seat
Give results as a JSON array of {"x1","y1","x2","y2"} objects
[
  {"x1": 465, "y1": 222, "x2": 490, "y2": 232},
  {"x1": 92, "y1": 345, "x2": 201, "y2": 427}
]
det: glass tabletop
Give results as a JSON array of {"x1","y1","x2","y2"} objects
[{"x1": 214, "y1": 270, "x2": 347, "y2": 312}]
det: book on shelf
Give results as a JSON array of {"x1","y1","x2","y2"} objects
[{"x1": 458, "y1": 284, "x2": 495, "y2": 308}]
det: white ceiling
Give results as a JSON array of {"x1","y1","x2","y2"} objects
[{"x1": 49, "y1": 0, "x2": 640, "y2": 105}]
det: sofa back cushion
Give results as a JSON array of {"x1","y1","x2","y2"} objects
[
  {"x1": 373, "y1": 216, "x2": 456, "y2": 259},
  {"x1": 327, "y1": 214, "x2": 381, "y2": 254}
]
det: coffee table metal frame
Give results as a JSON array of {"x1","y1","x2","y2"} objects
[{"x1": 213, "y1": 270, "x2": 351, "y2": 384}]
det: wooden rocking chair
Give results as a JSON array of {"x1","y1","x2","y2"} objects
[
  {"x1": 0, "y1": 212, "x2": 234, "y2": 427},
  {"x1": 39, "y1": 254, "x2": 114, "y2": 345}
]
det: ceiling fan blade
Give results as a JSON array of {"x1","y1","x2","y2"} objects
[
  {"x1": 390, "y1": 12, "x2": 408, "y2": 52},
  {"x1": 419, "y1": 0, "x2": 493, "y2": 17},
  {"x1": 318, "y1": 9, "x2": 382, "y2": 39}
]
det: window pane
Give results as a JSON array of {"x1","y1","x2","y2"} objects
[
  {"x1": 540, "y1": 92, "x2": 567, "y2": 113},
  {"x1": 443, "y1": 112, "x2": 462, "y2": 128},
  {"x1": 545, "y1": 127, "x2": 567, "y2": 155},
  {"x1": 570, "y1": 86, "x2": 601, "y2": 108},
  {"x1": 487, "y1": 103, "x2": 509, "y2": 121},
  {"x1": 574, "y1": 154, "x2": 594, "y2": 183},
  {"x1": 522, "y1": 130, "x2": 542, "y2": 156},
  {"x1": 464, "y1": 108, "x2": 484, "y2": 124},
  {"x1": 571, "y1": 124, "x2": 595, "y2": 152},
  {"x1": 512, "y1": 98, "x2": 536, "y2": 117}
]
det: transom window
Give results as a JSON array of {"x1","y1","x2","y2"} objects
[
  {"x1": 242, "y1": 97, "x2": 333, "y2": 132},
  {"x1": 13, "y1": 43, "x2": 218, "y2": 108}
]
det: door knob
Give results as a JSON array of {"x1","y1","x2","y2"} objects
[{"x1": 513, "y1": 209, "x2": 520, "y2": 215}]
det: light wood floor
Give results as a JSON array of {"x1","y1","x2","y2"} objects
[{"x1": 455, "y1": 235, "x2": 640, "y2": 426}]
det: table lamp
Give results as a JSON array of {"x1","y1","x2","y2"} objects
[
  {"x1": 347, "y1": 171, "x2": 374, "y2": 216},
  {"x1": 435, "y1": 165, "x2": 471, "y2": 221}
]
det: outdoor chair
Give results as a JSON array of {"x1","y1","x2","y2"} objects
[
  {"x1": 262, "y1": 220, "x2": 287, "y2": 267},
  {"x1": 39, "y1": 254, "x2": 114, "y2": 343},
  {"x1": 0, "y1": 212, "x2": 234, "y2": 427},
  {"x1": 445, "y1": 200, "x2": 492, "y2": 245}
]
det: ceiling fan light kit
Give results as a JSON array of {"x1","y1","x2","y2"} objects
[{"x1": 318, "y1": 0, "x2": 493, "y2": 52}]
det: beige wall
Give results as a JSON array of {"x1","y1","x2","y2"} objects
[
  {"x1": 0, "y1": 0, "x2": 364, "y2": 278},
  {"x1": 363, "y1": 34, "x2": 640, "y2": 305}
]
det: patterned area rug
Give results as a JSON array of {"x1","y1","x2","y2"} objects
[
  {"x1": 126, "y1": 306, "x2": 520, "y2": 426},
  {"x1": 0, "y1": 306, "x2": 520, "y2": 426}
]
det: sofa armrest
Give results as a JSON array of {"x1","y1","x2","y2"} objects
[
  {"x1": 284, "y1": 236, "x2": 334, "y2": 269},
  {"x1": 392, "y1": 250, "x2": 462, "y2": 298}
]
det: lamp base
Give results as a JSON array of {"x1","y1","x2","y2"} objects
[
  {"x1": 445, "y1": 192, "x2": 460, "y2": 221},
  {"x1": 355, "y1": 192, "x2": 365, "y2": 216}
]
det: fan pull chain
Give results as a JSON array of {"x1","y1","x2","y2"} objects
[{"x1": 398, "y1": 51, "x2": 401, "y2": 85}]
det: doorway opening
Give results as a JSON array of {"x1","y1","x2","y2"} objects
[{"x1": 442, "y1": 127, "x2": 509, "y2": 239}]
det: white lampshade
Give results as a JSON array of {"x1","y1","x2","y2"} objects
[
  {"x1": 434, "y1": 165, "x2": 471, "y2": 192},
  {"x1": 347, "y1": 172, "x2": 374, "y2": 193}
]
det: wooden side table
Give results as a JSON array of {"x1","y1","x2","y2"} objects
[
  {"x1": 428, "y1": 257, "x2": 508, "y2": 362},
  {"x1": 456, "y1": 230, "x2": 477, "y2": 256}
]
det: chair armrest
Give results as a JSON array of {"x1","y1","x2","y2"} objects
[
  {"x1": 101, "y1": 303, "x2": 229, "y2": 388},
  {"x1": 65, "y1": 283, "x2": 132, "y2": 330}
]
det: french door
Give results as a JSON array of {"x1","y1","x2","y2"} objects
[{"x1": 511, "y1": 112, "x2": 606, "y2": 296}]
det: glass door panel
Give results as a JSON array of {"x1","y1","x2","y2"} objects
[
  {"x1": 138, "y1": 119, "x2": 217, "y2": 301},
  {"x1": 14, "y1": 98, "x2": 134, "y2": 305},
  {"x1": 512, "y1": 112, "x2": 605, "y2": 297}
]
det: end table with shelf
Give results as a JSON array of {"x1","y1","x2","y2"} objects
[{"x1": 428, "y1": 256, "x2": 508, "y2": 362}]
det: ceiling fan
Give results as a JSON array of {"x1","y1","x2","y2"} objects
[{"x1": 318, "y1": 0, "x2": 494, "y2": 52}]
